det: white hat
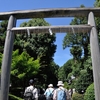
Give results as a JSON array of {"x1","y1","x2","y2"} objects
[
  {"x1": 48, "y1": 84, "x2": 53, "y2": 87},
  {"x1": 57, "y1": 81, "x2": 64, "y2": 86}
]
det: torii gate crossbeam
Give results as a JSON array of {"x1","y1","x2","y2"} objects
[
  {"x1": 11, "y1": 25, "x2": 92, "y2": 34},
  {"x1": 0, "y1": 7, "x2": 100, "y2": 20}
]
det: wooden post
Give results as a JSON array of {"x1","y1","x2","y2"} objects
[
  {"x1": 88, "y1": 12, "x2": 100, "y2": 100},
  {"x1": 1, "y1": 15, "x2": 16, "y2": 100}
]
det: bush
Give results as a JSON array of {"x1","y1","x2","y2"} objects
[
  {"x1": 84, "y1": 83, "x2": 95, "y2": 100},
  {"x1": 72, "y1": 92, "x2": 84, "y2": 100},
  {"x1": 9, "y1": 94, "x2": 23, "y2": 100},
  {"x1": 10, "y1": 87, "x2": 24, "y2": 98}
]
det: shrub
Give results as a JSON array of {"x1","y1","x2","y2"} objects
[
  {"x1": 84, "y1": 83, "x2": 95, "y2": 100},
  {"x1": 9, "y1": 94, "x2": 23, "y2": 100},
  {"x1": 72, "y1": 92, "x2": 84, "y2": 100}
]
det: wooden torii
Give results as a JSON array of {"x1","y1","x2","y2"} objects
[{"x1": 0, "y1": 8, "x2": 100, "y2": 100}]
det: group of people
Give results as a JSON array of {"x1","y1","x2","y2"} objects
[{"x1": 24, "y1": 79, "x2": 71, "y2": 100}]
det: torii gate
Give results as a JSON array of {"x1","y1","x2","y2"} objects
[{"x1": 0, "y1": 8, "x2": 100, "y2": 100}]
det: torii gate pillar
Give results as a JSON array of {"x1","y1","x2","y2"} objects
[
  {"x1": 88, "y1": 12, "x2": 100, "y2": 100},
  {"x1": 0, "y1": 15, "x2": 16, "y2": 100}
]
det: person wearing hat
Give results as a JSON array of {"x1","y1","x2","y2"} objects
[
  {"x1": 44, "y1": 84, "x2": 54, "y2": 100},
  {"x1": 24, "y1": 79, "x2": 38, "y2": 100},
  {"x1": 53, "y1": 81, "x2": 71, "y2": 100}
]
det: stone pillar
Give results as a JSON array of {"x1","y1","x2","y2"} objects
[
  {"x1": 1, "y1": 15, "x2": 16, "y2": 100},
  {"x1": 88, "y1": 12, "x2": 100, "y2": 100}
]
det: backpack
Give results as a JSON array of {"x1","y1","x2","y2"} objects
[
  {"x1": 57, "y1": 88, "x2": 67, "y2": 100},
  {"x1": 24, "y1": 88, "x2": 35, "y2": 100},
  {"x1": 47, "y1": 89, "x2": 54, "y2": 100}
]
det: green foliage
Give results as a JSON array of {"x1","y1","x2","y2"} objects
[
  {"x1": 0, "y1": 20, "x2": 8, "y2": 53},
  {"x1": 74, "y1": 69, "x2": 93, "y2": 94},
  {"x1": 94, "y1": 0, "x2": 100, "y2": 45},
  {"x1": 70, "y1": 46, "x2": 82, "y2": 60},
  {"x1": 63, "y1": 59, "x2": 73, "y2": 78},
  {"x1": 75, "y1": 51, "x2": 93, "y2": 94},
  {"x1": 94, "y1": 0, "x2": 100, "y2": 7},
  {"x1": 9, "y1": 94, "x2": 23, "y2": 100},
  {"x1": 72, "y1": 92, "x2": 84, "y2": 100},
  {"x1": 62, "y1": 5, "x2": 94, "y2": 95},
  {"x1": 38, "y1": 61, "x2": 59, "y2": 87},
  {"x1": 11, "y1": 49, "x2": 40, "y2": 87},
  {"x1": 63, "y1": 6, "x2": 89, "y2": 60},
  {"x1": 64, "y1": 82, "x2": 70, "y2": 89},
  {"x1": 0, "y1": 18, "x2": 57, "y2": 89},
  {"x1": 0, "y1": 52, "x2": 2, "y2": 67},
  {"x1": 71, "y1": 61, "x2": 82, "y2": 77},
  {"x1": 84, "y1": 83, "x2": 95, "y2": 100},
  {"x1": 14, "y1": 18, "x2": 56, "y2": 62},
  {"x1": 12, "y1": 49, "x2": 40, "y2": 75},
  {"x1": 58, "y1": 59, "x2": 73, "y2": 82},
  {"x1": 47, "y1": 61, "x2": 59, "y2": 86},
  {"x1": 58, "y1": 67, "x2": 65, "y2": 82},
  {"x1": 14, "y1": 18, "x2": 57, "y2": 86},
  {"x1": 73, "y1": 55, "x2": 93, "y2": 94}
]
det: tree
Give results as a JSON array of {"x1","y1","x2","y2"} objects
[
  {"x1": 94, "y1": 0, "x2": 100, "y2": 45},
  {"x1": 70, "y1": 46, "x2": 82, "y2": 60},
  {"x1": 74, "y1": 69, "x2": 93, "y2": 94},
  {"x1": 58, "y1": 67, "x2": 65, "y2": 82},
  {"x1": 46, "y1": 61, "x2": 59, "y2": 87},
  {"x1": 0, "y1": 20, "x2": 8, "y2": 53},
  {"x1": 0, "y1": 52, "x2": 2, "y2": 68},
  {"x1": 72, "y1": 93, "x2": 84, "y2": 100},
  {"x1": 14, "y1": 18, "x2": 57, "y2": 86},
  {"x1": 84, "y1": 83, "x2": 95, "y2": 100},
  {"x1": 58, "y1": 59, "x2": 73, "y2": 82},
  {"x1": 11, "y1": 49, "x2": 40, "y2": 88},
  {"x1": 63, "y1": 5, "x2": 89, "y2": 60},
  {"x1": 62, "y1": 5, "x2": 93, "y2": 94}
]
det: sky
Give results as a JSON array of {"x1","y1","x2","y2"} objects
[{"x1": 0, "y1": 0, "x2": 95, "y2": 66}]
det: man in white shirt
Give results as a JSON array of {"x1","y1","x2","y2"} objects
[{"x1": 24, "y1": 79, "x2": 38, "y2": 100}]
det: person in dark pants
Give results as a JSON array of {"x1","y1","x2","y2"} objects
[{"x1": 38, "y1": 87, "x2": 46, "y2": 100}]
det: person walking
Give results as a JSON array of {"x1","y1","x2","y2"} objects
[
  {"x1": 24, "y1": 79, "x2": 38, "y2": 100},
  {"x1": 44, "y1": 84, "x2": 54, "y2": 100},
  {"x1": 53, "y1": 81, "x2": 71, "y2": 100}
]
